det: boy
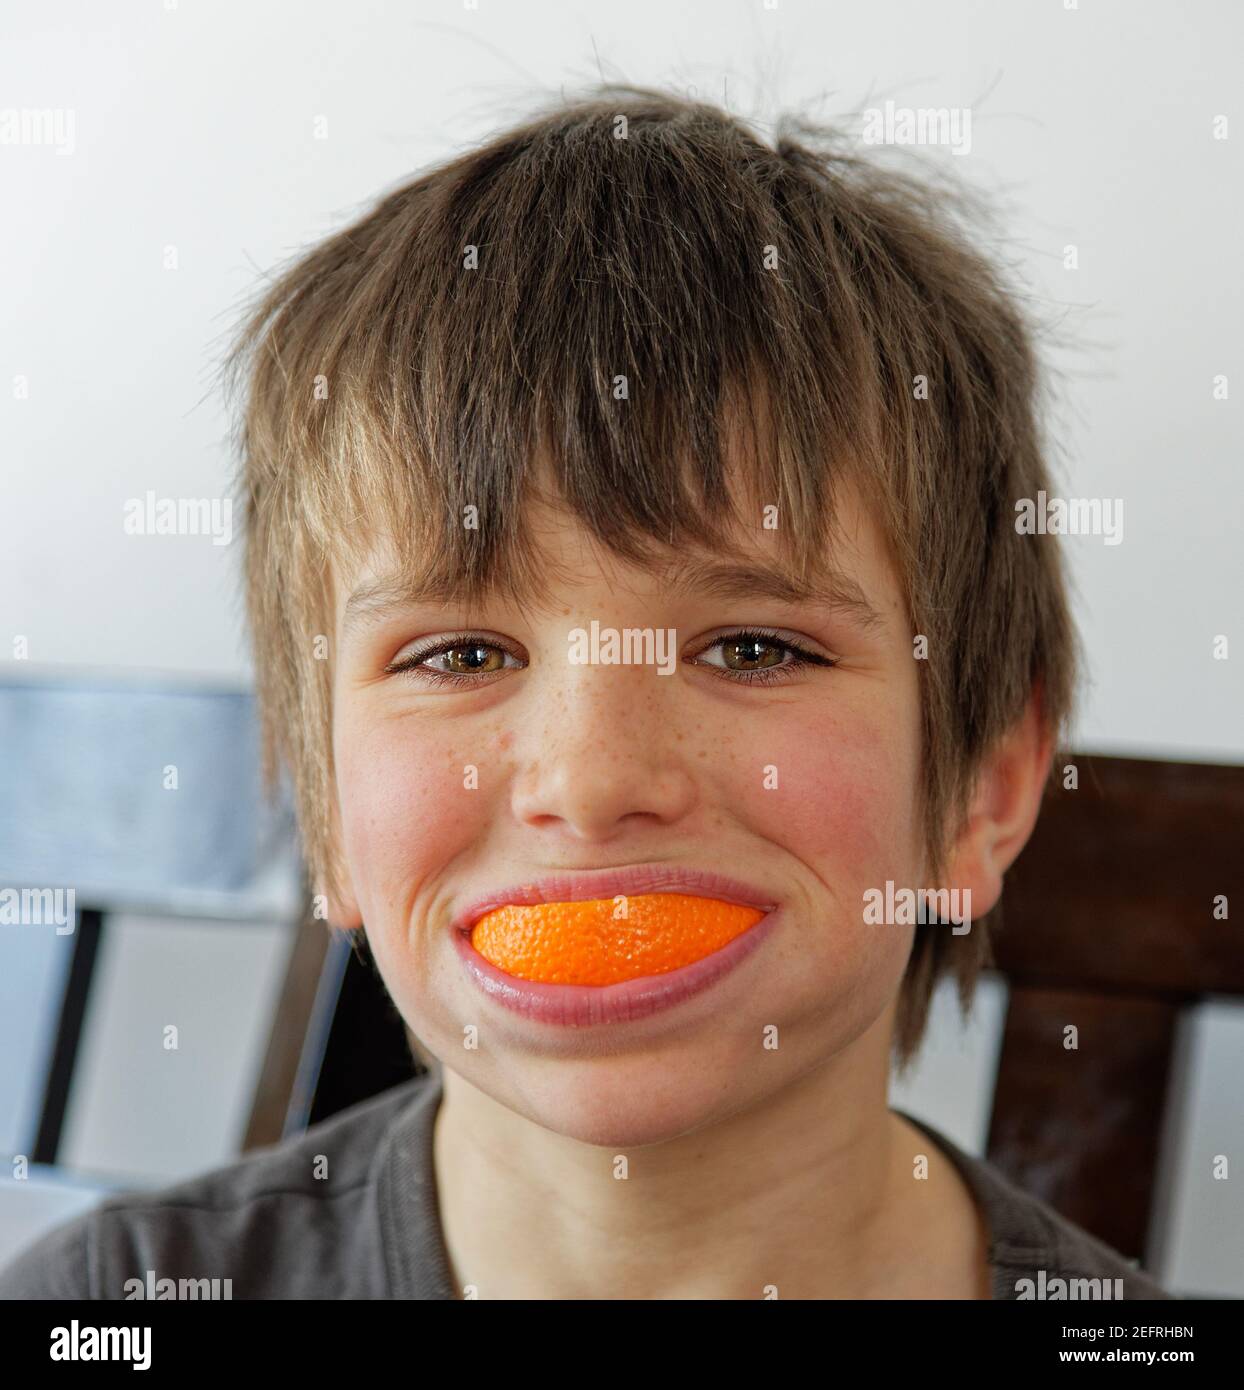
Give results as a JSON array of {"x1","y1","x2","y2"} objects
[{"x1": 1, "y1": 85, "x2": 1172, "y2": 1299}]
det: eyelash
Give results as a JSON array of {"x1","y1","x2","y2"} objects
[{"x1": 383, "y1": 628, "x2": 836, "y2": 688}]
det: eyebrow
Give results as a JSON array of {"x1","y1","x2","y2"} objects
[
  {"x1": 343, "y1": 559, "x2": 885, "y2": 634},
  {"x1": 656, "y1": 557, "x2": 886, "y2": 633}
]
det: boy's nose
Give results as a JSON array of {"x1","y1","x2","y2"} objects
[{"x1": 509, "y1": 666, "x2": 698, "y2": 840}]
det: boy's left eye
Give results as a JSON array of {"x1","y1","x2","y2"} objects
[
  {"x1": 382, "y1": 628, "x2": 836, "y2": 687},
  {"x1": 689, "y1": 629, "x2": 837, "y2": 686}
]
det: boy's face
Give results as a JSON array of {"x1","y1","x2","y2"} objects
[{"x1": 329, "y1": 479, "x2": 929, "y2": 1145}]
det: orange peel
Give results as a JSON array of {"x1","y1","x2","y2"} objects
[{"x1": 470, "y1": 892, "x2": 766, "y2": 985}]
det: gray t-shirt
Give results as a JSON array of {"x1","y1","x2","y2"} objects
[{"x1": 0, "y1": 1067, "x2": 1174, "y2": 1299}]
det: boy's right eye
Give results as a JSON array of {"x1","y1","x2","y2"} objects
[{"x1": 384, "y1": 635, "x2": 525, "y2": 686}]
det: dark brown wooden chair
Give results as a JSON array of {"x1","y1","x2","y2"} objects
[
  {"x1": 245, "y1": 752, "x2": 1244, "y2": 1272},
  {"x1": 987, "y1": 752, "x2": 1243, "y2": 1266}
]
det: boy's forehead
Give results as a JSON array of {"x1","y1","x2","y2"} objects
[{"x1": 336, "y1": 484, "x2": 894, "y2": 637}]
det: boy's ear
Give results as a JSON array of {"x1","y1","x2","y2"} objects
[{"x1": 943, "y1": 695, "x2": 1054, "y2": 918}]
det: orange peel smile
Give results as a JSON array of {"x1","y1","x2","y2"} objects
[{"x1": 470, "y1": 892, "x2": 767, "y2": 986}]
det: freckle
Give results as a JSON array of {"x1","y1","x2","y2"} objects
[{"x1": 498, "y1": 730, "x2": 514, "y2": 751}]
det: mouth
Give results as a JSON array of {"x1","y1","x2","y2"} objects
[{"x1": 450, "y1": 864, "x2": 781, "y2": 1027}]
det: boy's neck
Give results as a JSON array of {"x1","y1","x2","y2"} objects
[{"x1": 428, "y1": 1033, "x2": 990, "y2": 1300}]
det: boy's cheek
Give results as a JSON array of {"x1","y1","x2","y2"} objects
[
  {"x1": 749, "y1": 710, "x2": 925, "y2": 988},
  {"x1": 333, "y1": 718, "x2": 490, "y2": 925},
  {"x1": 752, "y1": 705, "x2": 922, "y2": 880}
]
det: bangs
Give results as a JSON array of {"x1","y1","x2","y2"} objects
[{"x1": 228, "y1": 94, "x2": 890, "y2": 615}]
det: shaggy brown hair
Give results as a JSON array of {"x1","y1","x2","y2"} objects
[{"x1": 222, "y1": 84, "x2": 1078, "y2": 1070}]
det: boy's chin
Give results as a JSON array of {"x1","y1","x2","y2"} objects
[{"x1": 480, "y1": 1051, "x2": 783, "y2": 1149}]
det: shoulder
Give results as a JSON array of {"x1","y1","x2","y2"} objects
[
  {"x1": 893, "y1": 1108, "x2": 1176, "y2": 1301},
  {"x1": 0, "y1": 1073, "x2": 434, "y2": 1300}
]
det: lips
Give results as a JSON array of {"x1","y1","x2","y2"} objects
[{"x1": 449, "y1": 865, "x2": 782, "y2": 1026}]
